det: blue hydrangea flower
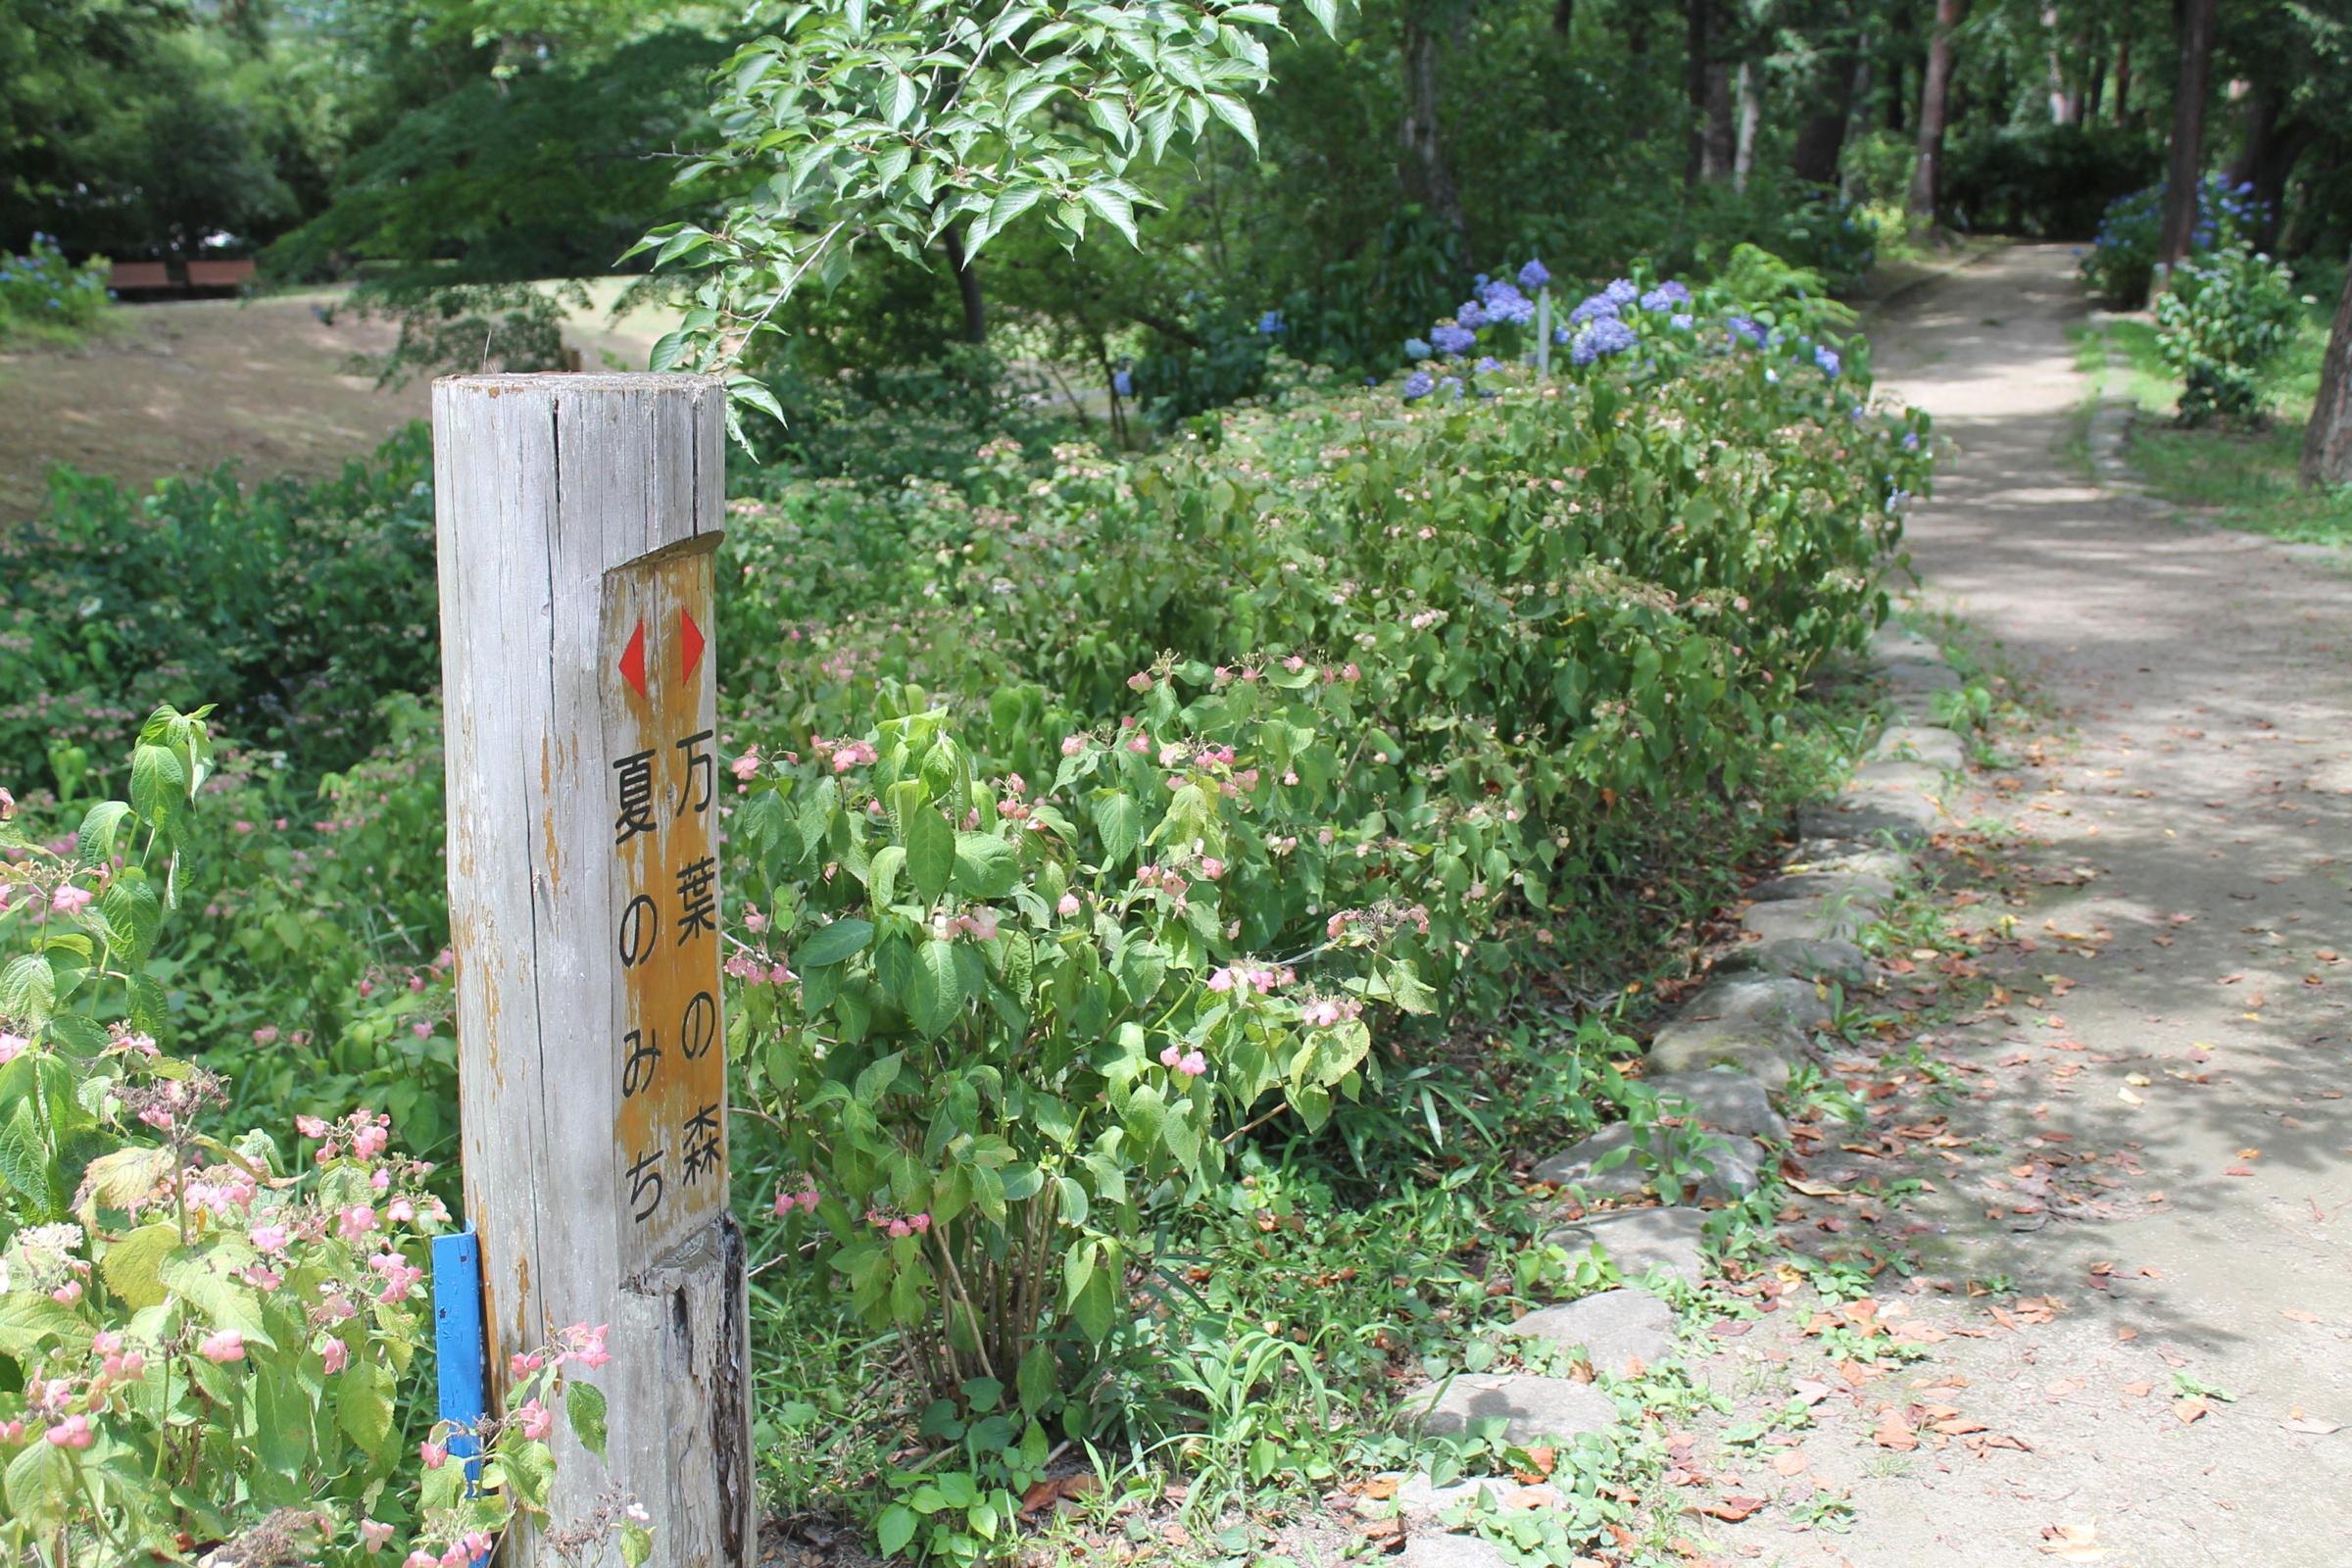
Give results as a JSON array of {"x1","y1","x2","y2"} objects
[
  {"x1": 1518, "y1": 259, "x2": 1549, "y2": 290},
  {"x1": 1439, "y1": 376, "x2": 1462, "y2": 400},
  {"x1": 1569, "y1": 293, "x2": 1619, "y2": 325},
  {"x1": 1477, "y1": 281, "x2": 1536, "y2": 324},
  {"x1": 1814, "y1": 344, "x2": 1841, "y2": 378},
  {"x1": 1401, "y1": 369, "x2": 1435, "y2": 401},
  {"x1": 1477, "y1": 356, "x2": 1502, "y2": 371},
  {"x1": 1404, "y1": 336, "x2": 1432, "y2": 361},
  {"x1": 1432, "y1": 323, "x2": 1477, "y2": 356},
  {"x1": 1726, "y1": 315, "x2": 1766, "y2": 346},
  {"x1": 1670, "y1": 313, "x2": 1694, "y2": 331},
  {"x1": 1639, "y1": 281, "x2": 1692, "y2": 312},
  {"x1": 1603, "y1": 278, "x2": 1640, "y2": 306},
  {"x1": 1552, "y1": 324, "x2": 1571, "y2": 345},
  {"x1": 1902, "y1": 432, "x2": 1921, "y2": 451},
  {"x1": 1113, "y1": 369, "x2": 1133, "y2": 397},
  {"x1": 1456, "y1": 300, "x2": 1488, "y2": 329},
  {"x1": 1257, "y1": 310, "x2": 1285, "y2": 334},
  {"x1": 1570, "y1": 318, "x2": 1638, "y2": 366}
]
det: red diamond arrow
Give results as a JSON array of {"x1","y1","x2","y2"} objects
[
  {"x1": 618, "y1": 616, "x2": 648, "y2": 699},
  {"x1": 679, "y1": 608, "x2": 705, "y2": 682}
]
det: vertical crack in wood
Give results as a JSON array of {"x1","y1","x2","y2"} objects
[{"x1": 714, "y1": 1210, "x2": 749, "y2": 1563}]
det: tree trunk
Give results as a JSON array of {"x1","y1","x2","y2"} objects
[
  {"x1": 1705, "y1": 61, "x2": 1737, "y2": 182},
  {"x1": 2303, "y1": 257, "x2": 2352, "y2": 488},
  {"x1": 1398, "y1": 4, "x2": 1466, "y2": 234},
  {"x1": 1552, "y1": 0, "x2": 1573, "y2": 36},
  {"x1": 1733, "y1": 61, "x2": 1761, "y2": 190},
  {"x1": 2115, "y1": 35, "x2": 2132, "y2": 122},
  {"x1": 1685, "y1": 0, "x2": 1712, "y2": 186},
  {"x1": 2043, "y1": 5, "x2": 2076, "y2": 124},
  {"x1": 1838, "y1": 37, "x2": 1875, "y2": 197},
  {"x1": 1906, "y1": 0, "x2": 1968, "y2": 220},
  {"x1": 941, "y1": 223, "x2": 987, "y2": 344},
  {"x1": 2156, "y1": 0, "x2": 2216, "y2": 273}
]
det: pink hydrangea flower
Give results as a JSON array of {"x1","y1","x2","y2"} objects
[
  {"x1": 321, "y1": 1339, "x2": 350, "y2": 1374},
  {"x1": 1060, "y1": 735, "x2": 1086, "y2": 757},
  {"x1": 419, "y1": 1441, "x2": 449, "y2": 1470},
  {"x1": 45, "y1": 1415, "x2": 93, "y2": 1448},
  {"x1": 50, "y1": 885, "x2": 94, "y2": 915},
  {"x1": 198, "y1": 1330, "x2": 245, "y2": 1363},
  {"x1": 1057, "y1": 893, "x2": 1080, "y2": 916},
  {"x1": 1177, "y1": 1052, "x2": 1208, "y2": 1077},
  {"x1": 730, "y1": 750, "x2": 760, "y2": 780},
  {"x1": 0, "y1": 1033, "x2": 29, "y2": 1064},
  {"x1": 360, "y1": 1521, "x2": 395, "y2": 1554},
  {"x1": 517, "y1": 1398, "x2": 553, "y2": 1441},
  {"x1": 338, "y1": 1205, "x2": 378, "y2": 1240}
]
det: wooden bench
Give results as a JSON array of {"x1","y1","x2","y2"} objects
[
  {"x1": 107, "y1": 261, "x2": 179, "y2": 293},
  {"x1": 184, "y1": 259, "x2": 256, "y2": 290}
]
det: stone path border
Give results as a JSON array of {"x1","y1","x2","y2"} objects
[{"x1": 1376, "y1": 625, "x2": 1979, "y2": 1566}]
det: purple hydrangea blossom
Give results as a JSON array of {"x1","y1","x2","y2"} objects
[
  {"x1": 1404, "y1": 336, "x2": 1432, "y2": 360},
  {"x1": 1603, "y1": 278, "x2": 1640, "y2": 306},
  {"x1": 1455, "y1": 299, "x2": 1489, "y2": 329},
  {"x1": 1477, "y1": 280, "x2": 1536, "y2": 324},
  {"x1": 1568, "y1": 293, "x2": 1619, "y2": 325},
  {"x1": 1476, "y1": 356, "x2": 1502, "y2": 371},
  {"x1": 1401, "y1": 369, "x2": 1435, "y2": 400},
  {"x1": 1257, "y1": 310, "x2": 1286, "y2": 334},
  {"x1": 1639, "y1": 281, "x2": 1692, "y2": 312},
  {"x1": 1814, "y1": 344, "x2": 1841, "y2": 378},
  {"x1": 1518, "y1": 259, "x2": 1550, "y2": 290},
  {"x1": 1112, "y1": 369, "x2": 1133, "y2": 397},
  {"x1": 1569, "y1": 317, "x2": 1638, "y2": 366},
  {"x1": 1725, "y1": 315, "x2": 1766, "y2": 346},
  {"x1": 1438, "y1": 376, "x2": 1463, "y2": 400},
  {"x1": 1669, "y1": 313, "x2": 1694, "y2": 331},
  {"x1": 1552, "y1": 324, "x2": 1572, "y2": 345},
  {"x1": 1431, "y1": 323, "x2": 1477, "y2": 356}
]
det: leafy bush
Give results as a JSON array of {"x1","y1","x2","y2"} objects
[
  {"x1": 0, "y1": 426, "x2": 439, "y2": 786},
  {"x1": 1942, "y1": 122, "x2": 2163, "y2": 241},
  {"x1": 2153, "y1": 243, "x2": 2306, "y2": 427},
  {"x1": 0, "y1": 709, "x2": 617, "y2": 1566},
  {"x1": 2080, "y1": 175, "x2": 2267, "y2": 310},
  {"x1": 0, "y1": 233, "x2": 111, "y2": 344}
]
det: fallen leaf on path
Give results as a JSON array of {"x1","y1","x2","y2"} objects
[
  {"x1": 1699, "y1": 1495, "x2": 1766, "y2": 1522},
  {"x1": 2045, "y1": 1379, "x2": 2084, "y2": 1396},
  {"x1": 1360, "y1": 1476, "x2": 1399, "y2": 1500},
  {"x1": 1872, "y1": 1413, "x2": 1918, "y2": 1451},
  {"x1": 2125, "y1": 1072, "x2": 2152, "y2": 1086},
  {"x1": 2118, "y1": 1088, "x2": 2144, "y2": 1104},
  {"x1": 2159, "y1": 1349, "x2": 2189, "y2": 1368},
  {"x1": 1357, "y1": 1518, "x2": 1401, "y2": 1542},
  {"x1": 1791, "y1": 1379, "x2": 1833, "y2": 1405},
  {"x1": 2237, "y1": 1148, "x2": 2262, "y2": 1159},
  {"x1": 1019, "y1": 1473, "x2": 1101, "y2": 1513},
  {"x1": 2282, "y1": 1309, "x2": 2322, "y2": 1324},
  {"x1": 2037, "y1": 1522, "x2": 2109, "y2": 1561},
  {"x1": 2225, "y1": 1166, "x2": 2257, "y2": 1177},
  {"x1": 1786, "y1": 1178, "x2": 1848, "y2": 1198},
  {"x1": 2123, "y1": 1382, "x2": 2152, "y2": 1397},
  {"x1": 2282, "y1": 1416, "x2": 2342, "y2": 1435},
  {"x1": 2115, "y1": 1327, "x2": 2138, "y2": 1342},
  {"x1": 1930, "y1": 1416, "x2": 1989, "y2": 1435},
  {"x1": 1770, "y1": 1450, "x2": 1810, "y2": 1477},
  {"x1": 2175, "y1": 1397, "x2": 2210, "y2": 1424}
]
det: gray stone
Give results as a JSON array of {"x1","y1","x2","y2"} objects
[
  {"x1": 1797, "y1": 792, "x2": 1936, "y2": 846},
  {"x1": 1640, "y1": 1069, "x2": 1790, "y2": 1141},
  {"x1": 1741, "y1": 894, "x2": 1873, "y2": 944},
  {"x1": 1675, "y1": 974, "x2": 1834, "y2": 1032},
  {"x1": 1783, "y1": 844, "x2": 1913, "y2": 881},
  {"x1": 1881, "y1": 660, "x2": 1962, "y2": 693},
  {"x1": 1869, "y1": 627, "x2": 1941, "y2": 665},
  {"x1": 1544, "y1": 1206, "x2": 1707, "y2": 1287},
  {"x1": 1870, "y1": 724, "x2": 1967, "y2": 770},
  {"x1": 1852, "y1": 760, "x2": 1947, "y2": 795},
  {"x1": 1533, "y1": 1119, "x2": 1764, "y2": 1198},
  {"x1": 1502, "y1": 1289, "x2": 1676, "y2": 1375},
  {"x1": 1398, "y1": 1536, "x2": 1512, "y2": 1568},
  {"x1": 1394, "y1": 1373, "x2": 1622, "y2": 1445},
  {"x1": 1716, "y1": 937, "x2": 1873, "y2": 986},
  {"x1": 1747, "y1": 870, "x2": 1897, "y2": 906},
  {"x1": 1643, "y1": 1023, "x2": 1797, "y2": 1090}
]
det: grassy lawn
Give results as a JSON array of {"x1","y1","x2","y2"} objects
[{"x1": 2073, "y1": 262, "x2": 2352, "y2": 545}]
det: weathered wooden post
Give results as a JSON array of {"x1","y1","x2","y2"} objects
[{"x1": 432, "y1": 373, "x2": 752, "y2": 1567}]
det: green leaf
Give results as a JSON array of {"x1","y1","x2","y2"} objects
[
  {"x1": 337, "y1": 1362, "x2": 396, "y2": 1459},
  {"x1": 876, "y1": 1505, "x2": 919, "y2": 1557},
  {"x1": 1015, "y1": 1342, "x2": 1057, "y2": 1415},
  {"x1": 1094, "y1": 791, "x2": 1141, "y2": 867},
  {"x1": 903, "y1": 802, "x2": 956, "y2": 905},
  {"x1": 907, "y1": 941, "x2": 964, "y2": 1038},
  {"x1": 98, "y1": 1221, "x2": 180, "y2": 1309},
  {"x1": 1076, "y1": 182, "x2": 1139, "y2": 247},
  {"x1": 0, "y1": 1294, "x2": 88, "y2": 1359},
  {"x1": 0, "y1": 954, "x2": 55, "y2": 1028},
  {"x1": 795, "y1": 918, "x2": 874, "y2": 969},
  {"x1": 567, "y1": 1378, "x2": 609, "y2": 1460},
  {"x1": 953, "y1": 833, "x2": 1018, "y2": 899}
]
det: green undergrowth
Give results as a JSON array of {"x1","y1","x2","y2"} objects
[{"x1": 2073, "y1": 310, "x2": 2352, "y2": 545}]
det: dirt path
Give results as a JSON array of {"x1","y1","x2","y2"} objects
[
  {"x1": 1774, "y1": 243, "x2": 2352, "y2": 1564},
  {"x1": 0, "y1": 283, "x2": 680, "y2": 522}
]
